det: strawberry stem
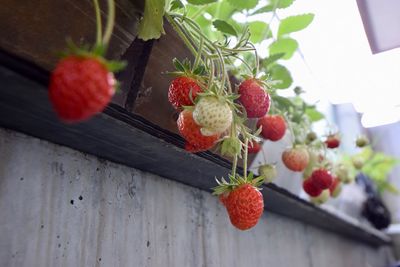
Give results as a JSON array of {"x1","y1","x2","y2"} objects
[
  {"x1": 92, "y1": 0, "x2": 102, "y2": 47},
  {"x1": 243, "y1": 138, "x2": 249, "y2": 181},
  {"x1": 102, "y1": 0, "x2": 115, "y2": 46}
]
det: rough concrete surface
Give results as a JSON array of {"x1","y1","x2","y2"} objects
[{"x1": 0, "y1": 128, "x2": 394, "y2": 267}]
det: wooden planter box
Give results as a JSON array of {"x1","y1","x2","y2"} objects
[{"x1": 0, "y1": 0, "x2": 391, "y2": 247}]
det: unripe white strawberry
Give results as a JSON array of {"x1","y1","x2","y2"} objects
[{"x1": 193, "y1": 96, "x2": 233, "y2": 136}]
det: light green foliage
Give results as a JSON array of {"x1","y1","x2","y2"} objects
[
  {"x1": 137, "y1": 0, "x2": 167, "y2": 41},
  {"x1": 227, "y1": 0, "x2": 258, "y2": 10},
  {"x1": 212, "y1": 19, "x2": 238, "y2": 36},
  {"x1": 269, "y1": 64, "x2": 293, "y2": 89},
  {"x1": 248, "y1": 21, "x2": 272, "y2": 43},
  {"x1": 269, "y1": 37, "x2": 299, "y2": 59},
  {"x1": 278, "y1": 14, "x2": 315, "y2": 37}
]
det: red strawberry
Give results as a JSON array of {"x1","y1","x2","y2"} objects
[
  {"x1": 282, "y1": 146, "x2": 309, "y2": 172},
  {"x1": 325, "y1": 134, "x2": 340, "y2": 149},
  {"x1": 168, "y1": 76, "x2": 202, "y2": 109},
  {"x1": 177, "y1": 109, "x2": 219, "y2": 153},
  {"x1": 303, "y1": 178, "x2": 322, "y2": 197},
  {"x1": 49, "y1": 56, "x2": 116, "y2": 122},
  {"x1": 224, "y1": 184, "x2": 264, "y2": 230},
  {"x1": 329, "y1": 177, "x2": 342, "y2": 198},
  {"x1": 238, "y1": 79, "x2": 270, "y2": 118},
  {"x1": 310, "y1": 168, "x2": 333, "y2": 190},
  {"x1": 248, "y1": 141, "x2": 262, "y2": 154},
  {"x1": 257, "y1": 115, "x2": 286, "y2": 141}
]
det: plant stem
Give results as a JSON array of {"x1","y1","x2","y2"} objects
[
  {"x1": 193, "y1": 37, "x2": 204, "y2": 69},
  {"x1": 102, "y1": 0, "x2": 115, "y2": 46},
  {"x1": 92, "y1": 0, "x2": 102, "y2": 46},
  {"x1": 243, "y1": 138, "x2": 249, "y2": 181},
  {"x1": 232, "y1": 154, "x2": 238, "y2": 179},
  {"x1": 165, "y1": 14, "x2": 198, "y2": 58}
]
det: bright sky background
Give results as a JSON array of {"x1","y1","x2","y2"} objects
[{"x1": 251, "y1": 0, "x2": 400, "y2": 128}]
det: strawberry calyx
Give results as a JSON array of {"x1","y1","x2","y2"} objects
[
  {"x1": 61, "y1": 40, "x2": 126, "y2": 73},
  {"x1": 212, "y1": 172, "x2": 264, "y2": 196}
]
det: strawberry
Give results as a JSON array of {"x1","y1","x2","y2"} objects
[
  {"x1": 325, "y1": 134, "x2": 340, "y2": 149},
  {"x1": 329, "y1": 177, "x2": 342, "y2": 198},
  {"x1": 224, "y1": 184, "x2": 264, "y2": 230},
  {"x1": 238, "y1": 79, "x2": 270, "y2": 118},
  {"x1": 248, "y1": 141, "x2": 262, "y2": 154},
  {"x1": 302, "y1": 178, "x2": 322, "y2": 197},
  {"x1": 310, "y1": 189, "x2": 330, "y2": 205},
  {"x1": 168, "y1": 76, "x2": 202, "y2": 109},
  {"x1": 193, "y1": 96, "x2": 232, "y2": 136},
  {"x1": 177, "y1": 109, "x2": 219, "y2": 153},
  {"x1": 257, "y1": 114, "x2": 286, "y2": 141},
  {"x1": 258, "y1": 164, "x2": 277, "y2": 183},
  {"x1": 310, "y1": 168, "x2": 333, "y2": 190},
  {"x1": 281, "y1": 146, "x2": 309, "y2": 172},
  {"x1": 49, "y1": 56, "x2": 116, "y2": 122}
]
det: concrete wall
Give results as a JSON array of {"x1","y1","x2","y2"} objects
[{"x1": 0, "y1": 128, "x2": 394, "y2": 267}]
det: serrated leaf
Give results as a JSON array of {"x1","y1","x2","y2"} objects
[
  {"x1": 269, "y1": 64, "x2": 292, "y2": 89},
  {"x1": 263, "y1": 53, "x2": 285, "y2": 67},
  {"x1": 305, "y1": 108, "x2": 324, "y2": 122},
  {"x1": 212, "y1": 19, "x2": 237, "y2": 36},
  {"x1": 251, "y1": 5, "x2": 274, "y2": 15},
  {"x1": 188, "y1": 0, "x2": 217, "y2": 5},
  {"x1": 278, "y1": 13, "x2": 314, "y2": 37},
  {"x1": 269, "y1": 38, "x2": 298, "y2": 59},
  {"x1": 170, "y1": 0, "x2": 184, "y2": 10},
  {"x1": 269, "y1": 0, "x2": 294, "y2": 9},
  {"x1": 137, "y1": 0, "x2": 166, "y2": 41},
  {"x1": 227, "y1": 0, "x2": 258, "y2": 10},
  {"x1": 205, "y1": 1, "x2": 237, "y2": 20},
  {"x1": 248, "y1": 21, "x2": 272, "y2": 43}
]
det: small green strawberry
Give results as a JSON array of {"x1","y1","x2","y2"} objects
[
  {"x1": 193, "y1": 95, "x2": 233, "y2": 136},
  {"x1": 356, "y1": 135, "x2": 369, "y2": 148}
]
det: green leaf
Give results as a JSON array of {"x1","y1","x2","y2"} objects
[
  {"x1": 269, "y1": 38, "x2": 298, "y2": 59},
  {"x1": 248, "y1": 21, "x2": 272, "y2": 43},
  {"x1": 269, "y1": 0, "x2": 294, "y2": 9},
  {"x1": 263, "y1": 53, "x2": 285, "y2": 67},
  {"x1": 251, "y1": 5, "x2": 274, "y2": 15},
  {"x1": 205, "y1": 1, "x2": 237, "y2": 20},
  {"x1": 269, "y1": 64, "x2": 292, "y2": 89},
  {"x1": 170, "y1": 0, "x2": 184, "y2": 10},
  {"x1": 188, "y1": 0, "x2": 217, "y2": 5},
  {"x1": 305, "y1": 108, "x2": 324, "y2": 122},
  {"x1": 173, "y1": 58, "x2": 185, "y2": 72},
  {"x1": 137, "y1": 0, "x2": 166, "y2": 41},
  {"x1": 212, "y1": 19, "x2": 238, "y2": 36},
  {"x1": 272, "y1": 95, "x2": 294, "y2": 109},
  {"x1": 227, "y1": 0, "x2": 259, "y2": 10},
  {"x1": 278, "y1": 13, "x2": 315, "y2": 37}
]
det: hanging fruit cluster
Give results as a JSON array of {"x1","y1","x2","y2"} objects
[{"x1": 47, "y1": 0, "x2": 399, "y2": 231}]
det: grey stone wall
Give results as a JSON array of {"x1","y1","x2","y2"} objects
[{"x1": 0, "y1": 128, "x2": 394, "y2": 267}]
